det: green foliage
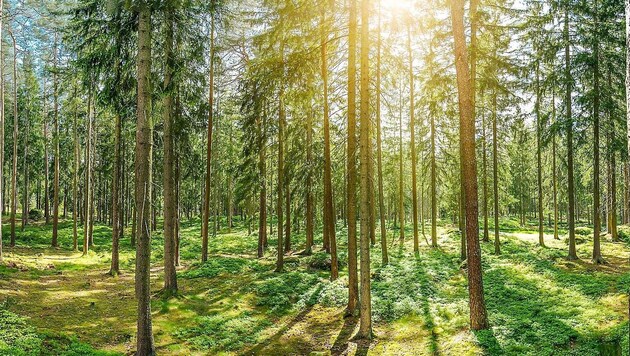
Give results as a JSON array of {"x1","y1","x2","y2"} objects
[
  {"x1": 574, "y1": 226, "x2": 592, "y2": 236},
  {"x1": 253, "y1": 271, "x2": 321, "y2": 314},
  {"x1": 28, "y1": 209, "x2": 44, "y2": 221},
  {"x1": 0, "y1": 309, "x2": 42, "y2": 356},
  {"x1": 174, "y1": 312, "x2": 271, "y2": 351},
  {"x1": 0, "y1": 308, "x2": 116, "y2": 356},
  {"x1": 180, "y1": 256, "x2": 252, "y2": 279}
]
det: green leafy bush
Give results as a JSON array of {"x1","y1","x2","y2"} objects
[
  {"x1": 574, "y1": 226, "x2": 592, "y2": 236},
  {"x1": 28, "y1": 209, "x2": 43, "y2": 221}
]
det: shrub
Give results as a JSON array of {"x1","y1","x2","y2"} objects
[
  {"x1": 575, "y1": 226, "x2": 592, "y2": 236},
  {"x1": 28, "y1": 209, "x2": 43, "y2": 221}
]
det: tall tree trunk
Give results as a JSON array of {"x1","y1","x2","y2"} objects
[
  {"x1": 305, "y1": 106, "x2": 313, "y2": 254},
  {"x1": 201, "y1": 15, "x2": 215, "y2": 263},
  {"x1": 492, "y1": 90, "x2": 500, "y2": 254},
  {"x1": 21, "y1": 101, "x2": 29, "y2": 231},
  {"x1": 565, "y1": 2, "x2": 578, "y2": 260},
  {"x1": 592, "y1": 7, "x2": 604, "y2": 263},
  {"x1": 450, "y1": 0, "x2": 489, "y2": 331},
  {"x1": 72, "y1": 85, "x2": 79, "y2": 251},
  {"x1": 357, "y1": 0, "x2": 372, "y2": 338},
  {"x1": 345, "y1": 0, "x2": 358, "y2": 314},
  {"x1": 84, "y1": 85, "x2": 93, "y2": 255},
  {"x1": 481, "y1": 94, "x2": 489, "y2": 243},
  {"x1": 162, "y1": 9, "x2": 177, "y2": 293},
  {"x1": 134, "y1": 4, "x2": 155, "y2": 354},
  {"x1": 607, "y1": 66, "x2": 618, "y2": 242},
  {"x1": 431, "y1": 106, "x2": 438, "y2": 249},
  {"x1": 552, "y1": 89, "x2": 559, "y2": 240},
  {"x1": 376, "y1": 0, "x2": 388, "y2": 265},
  {"x1": 284, "y1": 167, "x2": 291, "y2": 253},
  {"x1": 535, "y1": 61, "x2": 544, "y2": 247},
  {"x1": 276, "y1": 38, "x2": 285, "y2": 273},
  {"x1": 408, "y1": 24, "x2": 420, "y2": 251},
  {"x1": 0, "y1": 0, "x2": 4, "y2": 262},
  {"x1": 257, "y1": 112, "x2": 267, "y2": 258},
  {"x1": 52, "y1": 37, "x2": 60, "y2": 247},
  {"x1": 398, "y1": 83, "x2": 405, "y2": 244},
  {"x1": 9, "y1": 31, "x2": 17, "y2": 248}
]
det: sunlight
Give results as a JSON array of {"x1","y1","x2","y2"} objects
[{"x1": 381, "y1": 0, "x2": 415, "y2": 14}]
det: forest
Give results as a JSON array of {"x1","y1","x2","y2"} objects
[{"x1": 0, "y1": 0, "x2": 630, "y2": 354}]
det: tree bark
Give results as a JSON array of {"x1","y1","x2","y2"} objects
[
  {"x1": 134, "y1": 4, "x2": 156, "y2": 354},
  {"x1": 52, "y1": 37, "x2": 60, "y2": 247},
  {"x1": 201, "y1": 15, "x2": 215, "y2": 263},
  {"x1": 565, "y1": 2, "x2": 578, "y2": 260},
  {"x1": 592, "y1": 6, "x2": 604, "y2": 263},
  {"x1": 9, "y1": 30, "x2": 17, "y2": 248},
  {"x1": 535, "y1": 61, "x2": 544, "y2": 247},
  {"x1": 162, "y1": 9, "x2": 178, "y2": 292},
  {"x1": 408, "y1": 24, "x2": 420, "y2": 251},
  {"x1": 357, "y1": 0, "x2": 372, "y2": 338},
  {"x1": 345, "y1": 0, "x2": 358, "y2": 314},
  {"x1": 450, "y1": 0, "x2": 489, "y2": 331},
  {"x1": 376, "y1": 0, "x2": 388, "y2": 265}
]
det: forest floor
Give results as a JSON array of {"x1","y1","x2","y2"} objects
[{"x1": 0, "y1": 217, "x2": 629, "y2": 355}]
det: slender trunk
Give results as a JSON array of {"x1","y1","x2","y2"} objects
[
  {"x1": 408, "y1": 24, "x2": 419, "y2": 251},
  {"x1": 535, "y1": 61, "x2": 544, "y2": 247},
  {"x1": 450, "y1": 0, "x2": 489, "y2": 330},
  {"x1": 565, "y1": 3, "x2": 578, "y2": 260},
  {"x1": 84, "y1": 86, "x2": 93, "y2": 255},
  {"x1": 481, "y1": 94, "x2": 489, "y2": 243},
  {"x1": 431, "y1": 107, "x2": 437, "y2": 248},
  {"x1": 345, "y1": 0, "x2": 358, "y2": 313},
  {"x1": 357, "y1": 0, "x2": 372, "y2": 338},
  {"x1": 0, "y1": 0, "x2": 4, "y2": 262},
  {"x1": 257, "y1": 113, "x2": 267, "y2": 258},
  {"x1": 321, "y1": 6, "x2": 335, "y2": 255},
  {"x1": 134, "y1": 5, "x2": 155, "y2": 354},
  {"x1": 607, "y1": 66, "x2": 618, "y2": 242},
  {"x1": 552, "y1": 89, "x2": 559, "y2": 239},
  {"x1": 492, "y1": 90, "x2": 500, "y2": 254},
  {"x1": 276, "y1": 37, "x2": 285, "y2": 273},
  {"x1": 284, "y1": 167, "x2": 291, "y2": 253},
  {"x1": 52, "y1": 37, "x2": 60, "y2": 247},
  {"x1": 73, "y1": 85, "x2": 79, "y2": 251},
  {"x1": 201, "y1": 16, "x2": 215, "y2": 263},
  {"x1": 162, "y1": 10, "x2": 177, "y2": 292},
  {"x1": 9, "y1": 31, "x2": 17, "y2": 248},
  {"x1": 376, "y1": 0, "x2": 388, "y2": 265},
  {"x1": 21, "y1": 103, "x2": 29, "y2": 230},
  {"x1": 398, "y1": 81, "x2": 405, "y2": 244},
  {"x1": 592, "y1": 7, "x2": 604, "y2": 263},
  {"x1": 305, "y1": 107, "x2": 313, "y2": 254}
]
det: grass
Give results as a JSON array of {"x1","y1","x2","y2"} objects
[{"x1": 0, "y1": 215, "x2": 628, "y2": 355}]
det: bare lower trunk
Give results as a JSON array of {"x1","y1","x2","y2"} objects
[
  {"x1": 135, "y1": 5, "x2": 155, "y2": 354},
  {"x1": 450, "y1": 0, "x2": 489, "y2": 331},
  {"x1": 357, "y1": 0, "x2": 372, "y2": 338}
]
